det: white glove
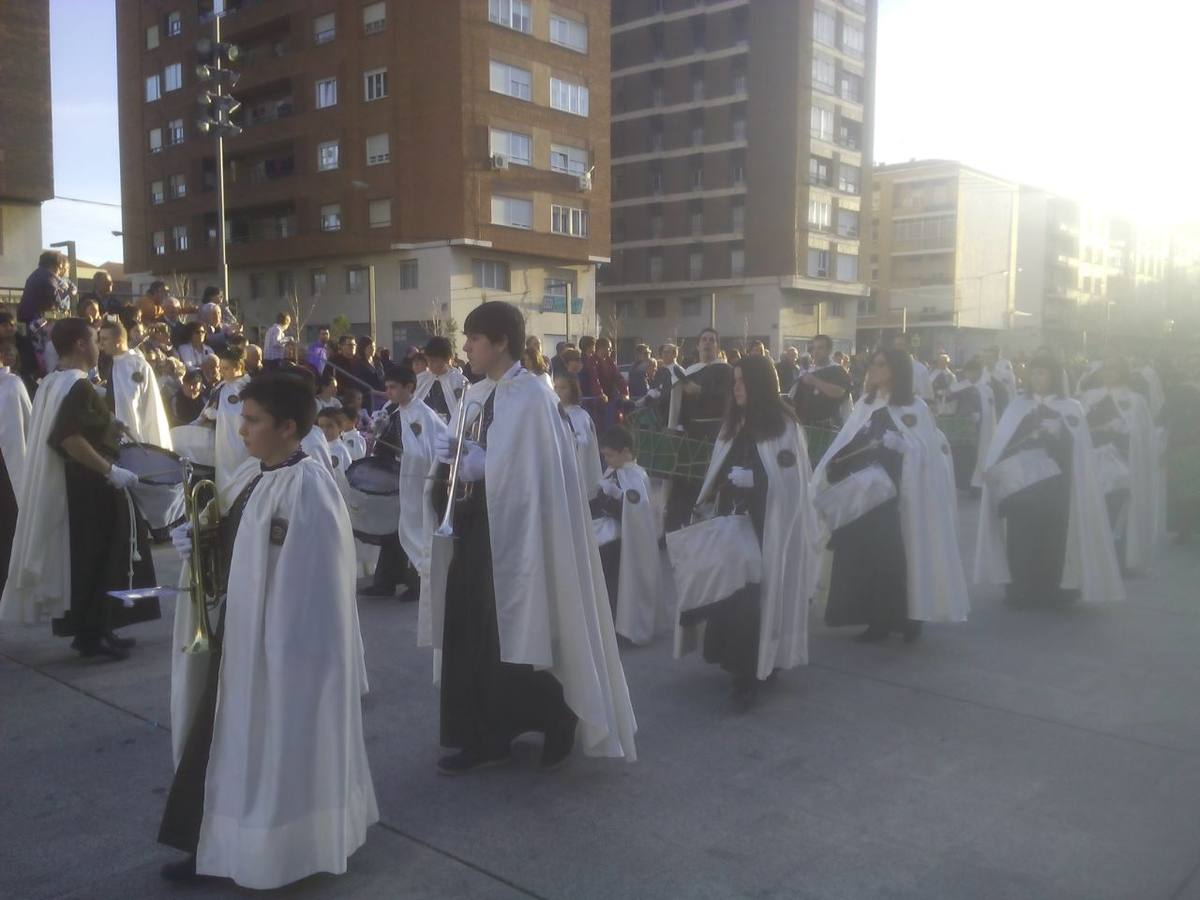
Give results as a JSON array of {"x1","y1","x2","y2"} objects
[
  {"x1": 371, "y1": 408, "x2": 389, "y2": 426},
  {"x1": 170, "y1": 522, "x2": 193, "y2": 560},
  {"x1": 458, "y1": 441, "x2": 486, "y2": 482},
  {"x1": 601, "y1": 476, "x2": 624, "y2": 499},
  {"x1": 106, "y1": 465, "x2": 139, "y2": 490},
  {"x1": 434, "y1": 432, "x2": 454, "y2": 464},
  {"x1": 728, "y1": 466, "x2": 755, "y2": 489},
  {"x1": 882, "y1": 431, "x2": 909, "y2": 453},
  {"x1": 647, "y1": 388, "x2": 662, "y2": 399}
]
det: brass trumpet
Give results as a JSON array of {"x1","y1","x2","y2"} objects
[{"x1": 181, "y1": 462, "x2": 225, "y2": 655}]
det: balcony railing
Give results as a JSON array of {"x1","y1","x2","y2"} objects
[
  {"x1": 228, "y1": 156, "x2": 295, "y2": 184},
  {"x1": 239, "y1": 40, "x2": 290, "y2": 68},
  {"x1": 223, "y1": 216, "x2": 298, "y2": 244},
  {"x1": 243, "y1": 99, "x2": 294, "y2": 127}
]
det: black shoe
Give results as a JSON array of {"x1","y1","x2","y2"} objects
[
  {"x1": 730, "y1": 676, "x2": 760, "y2": 712},
  {"x1": 853, "y1": 624, "x2": 890, "y2": 644},
  {"x1": 437, "y1": 746, "x2": 511, "y2": 776},
  {"x1": 105, "y1": 632, "x2": 137, "y2": 650},
  {"x1": 541, "y1": 718, "x2": 578, "y2": 771},
  {"x1": 901, "y1": 620, "x2": 923, "y2": 643},
  {"x1": 72, "y1": 636, "x2": 130, "y2": 661},
  {"x1": 160, "y1": 855, "x2": 198, "y2": 882},
  {"x1": 360, "y1": 584, "x2": 397, "y2": 597}
]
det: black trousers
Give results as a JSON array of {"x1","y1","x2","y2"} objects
[
  {"x1": 372, "y1": 533, "x2": 412, "y2": 590},
  {"x1": 599, "y1": 539, "x2": 621, "y2": 617},
  {"x1": 826, "y1": 500, "x2": 908, "y2": 630},
  {"x1": 440, "y1": 493, "x2": 574, "y2": 754},
  {"x1": 1004, "y1": 474, "x2": 1074, "y2": 606},
  {"x1": 0, "y1": 452, "x2": 15, "y2": 598},
  {"x1": 695, "y1": 587, "x2": 762, "y2": 680}
]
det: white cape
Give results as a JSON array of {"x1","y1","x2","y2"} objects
[
  {"x1": 0, "y1": 370, "x2": 86, "y2": 623},
  {"x1": 675, "y1": 421, "x2": 820, "y2": 677},
  {"x1": 207, "y1": 375, "x2": 252, "y2": 512},
  {"x1": 564, "y1": 403, "x2": 603, "y2": 497},
  {"x1": 421, "y1": 367, "x2": 637, "y2": 760},
  {"x1": 911, "y1": 357, "x2": 934, "y2": 401},
  {"x1": 301, "y1": 425, "x2": 334, "y2": 473},
  {"x1": 395, "y1": 398, "x2": 447, "y2": 571},
  {"x1": 173, "y1": 457, "x2": 377, "y2": 888},
  {"x1": 414, "y1": 368, "x2": 465, "y2": 422},
  {"x1": 975, "y1": 394, "x2": 1125, "y2": 603},
  {"x1": 0, "y1": 369, "x2": 32, "y2": 495},
  {"x1": 608, "y1": 464, "x2": 669, "y2": 646},
  {"x1": 813, "y1": 396, "x2": 970, "y2": 623},
  {"x1": 110, "y1": 351, "x2": 173, "y2": 449}
]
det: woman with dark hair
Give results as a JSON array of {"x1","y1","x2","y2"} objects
[
  {"x1": 813, "y1": 347, "x2": 968, "y2": 643},
  {"x1": 175, "y1": 322, "x2": 214, "y2": 371},
  {"x1": 674, "y1": 355, "x2": 819, "y2": 704},
  {"x1": 975, "y1": 354, "x2": 1124, "y2": 608}
]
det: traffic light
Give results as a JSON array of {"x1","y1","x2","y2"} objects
[{"x1": 196, "y1": 37, "x2": 241, "y2": 138}]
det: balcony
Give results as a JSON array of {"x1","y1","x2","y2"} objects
[
  {"x1": 243, "y1": 97, "x2": 294, "y2": 127},
  {"x1": 224, "y1": 208, "x2": 297, "y2": 245},
  {"x1": 239, "y1": 39, "x2": 291, "y2": 69},
  {"x1": 227, "y1": 154, "x2": 296, "y2": 185}
]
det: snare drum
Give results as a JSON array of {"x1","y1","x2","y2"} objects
[
  {"x1": 983, "y1": 447, "x2": 1062, "y2": 511},
  {"x1": 170, "y1": 424, "x2": 217, "y2": 468},
  {"x1": 342, "y1": 457, "x2": 401, "y2": 544},
  {"x1": 116, "y1": 443, "x2": 186, "y2": 530}
]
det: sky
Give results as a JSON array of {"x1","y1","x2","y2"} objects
[{"x1": 39, "y1": 0, "x2": 1200, "y2": 267}]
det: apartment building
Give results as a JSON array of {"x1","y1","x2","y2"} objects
[
  {"x1": 861, "y1": 160, "x2": 1020, "y2": 363},
  {"x1": 0, "y1": 0, "x2": 53, "y2": 289},
  {"x1": 601, "y1": 0, "x2": 876, "y2": 359},
  {"x1": 116, "y1": 0, "x2": 609, "y2": 356}
]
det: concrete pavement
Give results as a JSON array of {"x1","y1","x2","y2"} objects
[{"x1": 4, "y1": 497, "x2": 1200, "y2": 899}]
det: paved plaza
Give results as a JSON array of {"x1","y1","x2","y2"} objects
[{"x1": 4, "y1": 499, "x2": 1200, "y2": 899}]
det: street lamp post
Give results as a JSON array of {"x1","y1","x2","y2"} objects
[{"x1": 196, "y1": 17, "x2": 241, "y2": 304}]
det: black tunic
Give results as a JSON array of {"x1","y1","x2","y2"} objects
[
  {"x1": 665, "y1": 362, "x2": 734, "y2": 532},
  {"x1": 368, "y1": 402, "x2": 411, "y2": 587},
  {"x1": 793, "y1": 364, "x2": 851, "y2": 427},
  {"x1": 0, "y1": 449, "x2": 16, "y2": 598}
]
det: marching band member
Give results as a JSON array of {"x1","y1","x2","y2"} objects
[
  {"x1": 555, "y1": 366, "x2": 603, "y2": 498},
  {"x1": 814, "y1": 347, "x2": 969, "y2": 643},
  {"x1": 414, "y1": 336, "x2": 465, "y2": 424},
  {"x1": 200, "y1": 345, "x2": 252, "y2": 513},
  {"x1": 360, "y1": 369, "x2": 414, "y2": 598},
  {"x1": 975, "y1": 355, "x2": 1124, "y2": 607},
  {"x1": 1080, "y1": 356, "x2": 1158, "y2": 575},
  {"x1": 0, "y1": 344, "x2": 32, "y2": 596},
  {"x1": 319, "y1": 406, "x2": 354, "y2": 473},
  {"x1": 789, "y1": 334, "x2": 851, "y2": 428},
  {"x1": 424, "y1": 301, "x2": 636, "y2": 774},
  {"x1": 339, "y1": 408, "x2": 367, "y2": 460},
  {"x1": 1, "y1": 319, "x2": 155, "y2": 659},
  {"x1": 674, "y1": 356, "x2": 819, "y2": 702},
  {"x1": 160, "y1": 371, "x2": 377, "y2": 887},
  {"x1": 97, "y1": 319, "x2": 173, "y2": 449},
  {"x1": 946, "y1": 357, "x2": 997, "y2": 492}
]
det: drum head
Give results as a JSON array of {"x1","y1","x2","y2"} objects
[
  {"x1": 170, "y1": 424, "x2": 217, "y2": 467},
  {"x1": 346, "y1": 457, "x2": 400, "y2": 496},
  {"x1": 117, "y1": 443, "x2": 184, "y2": 486}
]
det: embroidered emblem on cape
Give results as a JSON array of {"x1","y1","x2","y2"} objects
[
  {"x1": 331, "y1": 457, "x2": 340, "y2": 469},
  {"x1": 410, "y1": 422, "x2": 422, "y2": 436},
  {"x1": 1066, "y1": 415, "x2": 1080, "y2": 427},
  {"x1": 454, "y1": 387, "x2": 464, "y2": 399},
  {"x1": 130, "y1": 370, "x2": 144, "y2": 384},
  {"x1": 626, "y1": 488, "x2": 641, "y2": 504},
  {"x1": 901, "y1": 413, "x2": 918, "y2": 428},
  {"x1": 228, "y1": 393, "x2": 240, "y2": 404},
  {"x1": 777, "y1": 449, "x2": 797, "y2": 468},
  {"x1": 269, "y1": 517, "x2": 288, "y2": 546}
]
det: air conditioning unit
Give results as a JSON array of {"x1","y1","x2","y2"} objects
[
  {"x1": 490, "y1": 154, "x2": 509, "y2": 170},
  {"x1": 577, "y1": 172, "x2": 592, "y2": 192}
]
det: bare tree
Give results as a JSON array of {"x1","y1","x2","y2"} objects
[
  {"x1": 420, "y1": 299, "x2": 459, "y2": 354},
  {"x1": 284, "y1": 288, "x2": 319, "y2": 344}
]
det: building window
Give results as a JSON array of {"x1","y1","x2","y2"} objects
[
  {"x1": 681, "y1": 296, "x2": 701, "y2": 316},
  {"x1": 149, "y1": 180, "x2": 165, "y2": 205},
  {"x1": 807, "y1": 248, "x2": 830, "y2": 278},
  {"x1": 650, "y1": 213, "x2": 663, "y2": 237},
  {"x1": 808, "y1": 198, "x2": 832, "y2": 230},
  {"x1": 837, "y1": 118, "x2": 862, "y2": 150},
  {"x1": 346, "y1": 266, "x2": 367, "y2": 293},
  {"x1": 649, "y1": 255, "x2": 663, "y2": 282},
  {"x1": 489, "y1": 128, "x2": 532, "y2": 166},
  {"x1": 398, "y1": 260, "x2": 418, "y2": 290},
  {"x1": 311, "y1": 269, "x2": 327, "y2": 294},
  {"x1": 313, "y1": 12, "x2": 335, "y2": 44},
  {"x1": 836, "y1": 252, "x2": 859, "y2": 282},
  {"x1": 249, "y1": 273, "x2": 268, "y2": 299},
  {"x1": 167, "y1": 118, "x2": 184, "y2": 145},
  {"x1": 550, "y1": 77, "x2": 589, "y2": 116},
  {"x1": 691, "y1": 77, "x2": 704, "y2": 101},
  {"x1": 689, "y1": 251, "x2": 703, "y2": 280},
  {"x1": 145, "y1": 74, "x2": 161, "y2": 102},
  {"x1": 692, "y1": 167, "x2": 704, "y2": 190},
  {"x1": 732, "y1": 204, "x2": 745, "y2": 233},
  {"x1": 489, "y1": 61, "x2": 532, "y2": 101},
  {"x1": 810, "y1": 156, "x2": 831, "y2": 185},
  {"x1": 838, "y1": 163, "x2": 860, "y2": 194},
  {"x1": 732, "y1": 160, "x2": 745, "y2": 186},
  {"x1": 163, "y1": 62, "x2": 182, "y2": 92},
  {"x1": 733, "y1": 117, "x2": 747, "y2": 141},
  {"x1": 320, "y1": 203, "x2": 342, "y2": 232},
  {"x1": 364, "y1": 67, "x2": 388, "y2": 101},
  {"x1": 645, "y1": 298, "x2": 666, "y2": 318},
  {"x1": 550, "y1": 15, "x2": 588, "y2": 52},
  {"x1": 812, "y1": 55, "x2": 835, "y2": 92},
  {"x1": 837, "y1": 208, "x2": 859, "y2": 237},
  {"x1": 491, "y1": 195, "x2": 533, "y2": 229},
  {"x1": 733, "y1": 71, "x2": 747, "y2": 95},
  {"x1": 691, "y1": 210, "x2": 703, "y2": 235},
  {"x1": 691, "y1": 124, "x2": 704, "y2": 146},
  {"x1": 363, "y1": 1, "x2": 386, "y2": 32},
  {"x1": 368, "y1": 198, "x2": 392, "y2": 228},
  {"x1": 550, "y1": 143, "x2": 588, "y2": 175},
  {"x1": 810, "y1": 105, "x2": 834, "y2": 142},
  {"x1": 146, "y1": 24, "x2": 159, "y2": 49},
  {"x1": 839, "y1": 70, "x2": 863, "y2": 104},
  {"x1": 842, "y1": 22, "x2": 865, "y2": 58},
  {"x1": 172, "y1": 225, "x2": 188, "y2": 252},
  {"x1": 551, "y1": 204, "x2": 589, "y2": 238},
  {"x1": 315, "y1": 77, "x2": 338, "y2": 109},
  {"x1": 165, "y1": 11, "x2": 181, "y2": 36},
  {"x1": 152, "y1": 230, "x2": 166, "y2": 256},
  {"x1": 318, "y1": 140, "x2": 339, "y2": 171},
  {"x1": 828, "y1": 299, "x2": 846, "y2": 317},
  {"x1": 614, "y1": 300, "x2": 635, "y2": 319},
  {"x1": 169, "y1": 173, "x2": 186, "y2": 199},
  {"x1": 149, "y1": 128, "x2": 163, "y2": 153},
  {"x1": 731, "y1": 247, "x2": 745, "y2": 277},
  {"x1": 473, "y1": 259, "x2": 510, "y2": 290},
  {"x1": 366, "y1": 133, "x2": 390, "y2": 165},
  {"x1": 813, "y1": 7, "x2": 836, "y2": 45},
  {"x1": 489, "y1": 0, "x2": 531, "y2": 33}
]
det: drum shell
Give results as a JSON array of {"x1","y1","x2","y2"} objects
[
  {"x1": 342, "y1": 458, "x2": 400, "y2": 544},
  {"x1": 170, "y1": 424, "x2": 217, "y2": 468},
  {"x1": 983, "y1": 447, "x2": 1062, "y2": 506},
  {"x1": 116, "y1": 443, "x2": 186, "y2": 531}
]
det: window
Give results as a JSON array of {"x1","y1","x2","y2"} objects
[
  {"x1": 473, "y1": 258, "x2": 510, "y2": 290},
  {"x1": 651, "y1": 170, "x2": 663, "y2": 193},
  {"x1": 732, "y1": 204, "x2": 745, "y2": 233},
  {"x1": 813, "y1": 7, "x2": 836, "y2": 45},
  {"x1": 366, "y1": 133, "x2": 390, "y2": 165},
  {"x1": 363, "y1": 1, "x2": 386, "y2": 33},
  {"x1": 249, "y1": 273, "x2": 268, "y2": 299},
  {"x1": 149, "y1": 127, "x2": 163, "y2": 153},
  {"x1": 318, "y1": 140, "x2": 339, "y2": 171},
  {"x1": 650, "y1": 213, "x2": 663, "y2": 237},
  {"x1": 842, "y1": 22, "x2": 865, "y2": 57},
  {"x1": 346, "y1": 267, "x2": 367, "y2": 293},
  {"x1": 807, "y1": 248, "x2": 830, "y2": 278},
  {"x1": 146, "y1": 24, "x2": 159, "y2": 49},
  {"x1": 646, "y1": 298, "x2": 666, "y2": 318},
  {"x1": 364, "y1": 67, "x2": 388, "y2": 101},
  {"x1": 837, "y1": 118, "x2": 862, "y2": 149},
  {"x1": 836, "y1": 251, "x2": 859, "y2": 282},
  {"x1": 489, "y1": 0, "x2": 531, "y2": 33},
  {"x1": 681, "y1": 296, "x2": 701, "y2": 316},
  {"x1": 152, "y1": 230, "x2": 166, "y2": 256},
  {"x1": 313, "y1": 13, "x2": 335, "y2": 44},
  {"x1": 732, "y1": 159, "x2": 745, "y2": 185},
  {"x1": 169, "y1": 173, "x2": 186, "y2": 199},
  {"x1": 172, "y1": 225, "x2": 188, "y2": 252},
  {"x1": 165, "y1": 11, "x2": 181, "y2": 36},
  {"x1": 398, "y1": 260, "x2": 418, "y2": 290},
  {"x1": 368, "y1": 198, "x2": 392, "y2": 228},
  {"x1": 838, "y1": 163, "x2": 860, "y2": 194},
  {"x1": 490, "y1": 129, "x2": 531, "y2": 166},
  {"x1": 311, "y1": 269, "x2": 327, "y2": 294},
  {"x1": 689, "y1": 251, "x2": 703, "y2": 280},
  {"x1": 837, "y1": 208, "x2": 859, "y2": 237},
  {"x1": 614, "y1": 300, "x2": 635, "y2": 319},
  {"x1": 691, "y1": 124, "x2": 704, "y2": 146},
  {"x1": 315, "y1": 77, "x2": 338, "y2": 109},
  {"x1": 811, "y1": 105, "x2": 834, "y2": 141},
  {"x1": 490, "y1": 61, "x2": 532, "y2": 101},
  {"x1": 145, "y1": 74, "x2": 161, "y2": 102},
  {"x1": 491, "y1": 195, "x2": 533, "y2": 229},
  {"x1": 733, "y1": 117, "x2": 747, "y2": 141},
  {"x1": 691, "y1": 210, "x2": 703, "y2": 235},
  {"x1": 733, "y1": 71, "x2": 747, "y2": 94},
  {"x1": 808, "y1": 198, "x2": 832, "y2": 230},
  {"x1": 550, "y1": 77, "x2": 589, "y2": 116},
  {"x1": 550, "y1": 15, "x2": 588, "y2": 51},
  {"x1": 731, "y1": 248, "x2": 745, "y2": 277},
  {"x1": 550, "y1": 143, "x2": 588, "y2": 175},
  {"x1": 649, "y1": 255, "x2": 663, "y2": 282},
  {"x1": 810, "y1": 156, "x2": 831, "y2": 185},
  {"x1": 149, "y1": 180, "x2": 165, "y2": 205},
  {"x1": 320, "y1": 203, "x2": 342, "y2": 232},
  {"x1": 163, "y1": 62, "x2": 182, "y2": 92},
  {"x1": 551, "y1": 204, "x2": 589, "y2": 238},
  {"x1": 692, "y1": 167, "x2": 704, "y2": 190},
  {"x1": 692, "y1": 77, "x2": 704, "y2": 101},
  {"x1": 839, "y1": 70, "x2": 863, "y2": 103},
  {"x1": 167, "y1": 118, "x2": 184, "y2": 145},
  {"x1": 812, "y1": 55, "x2": 835, "y2": 92}
]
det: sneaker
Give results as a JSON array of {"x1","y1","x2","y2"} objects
[
  {"x1": 437, "y1": 746, "x2": 511, "y2": 776},
  {"x1": 540, "y1": 718, "x2": 578, "y2": 771}
]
